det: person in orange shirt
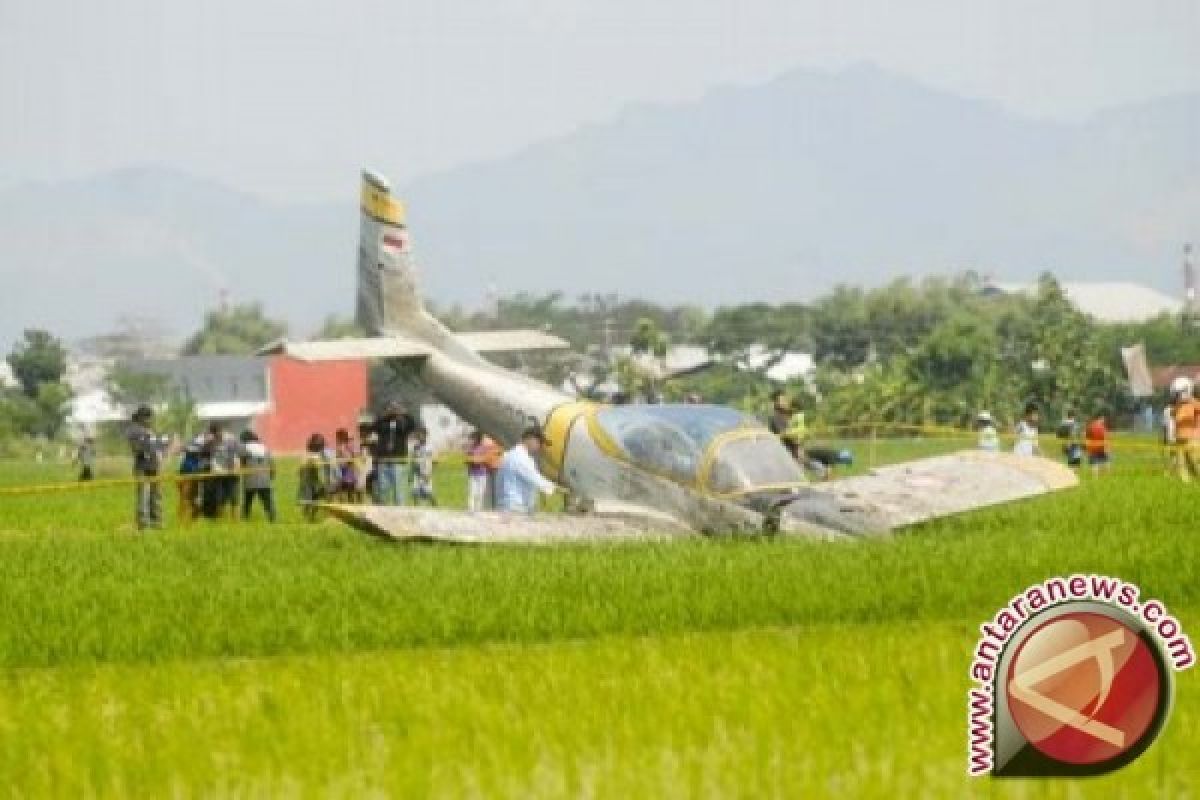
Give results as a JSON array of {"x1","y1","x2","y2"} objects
[
  {"x1": 1084, "y1": 410, "x2": 1110, "y2": 475},
  {"x1": 1170, "y1": 377, "x2": 1200, "y2": 482},
  {"x1": 464, "y1": 432, "x2": 504, "y2": 509}
]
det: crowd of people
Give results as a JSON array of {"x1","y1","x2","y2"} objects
[
  {"x1": 121, "y1": 399, "x2": 564, "y2": 530},
  {"x1": 126, "y1": 404, "x2": 280, "y2": 530},
  {"x1": 975, "y1": 403, "x2": 1111, "y2": 472},
  {"x1": 968, "y1": 383, "x2": 1200, "y2": 479}
]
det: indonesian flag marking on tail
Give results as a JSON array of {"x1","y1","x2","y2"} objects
[{"x1": 380, "y1": 229, "x2": 409, "y2": 256}]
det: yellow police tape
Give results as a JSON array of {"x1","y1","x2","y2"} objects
[
  {"x1": 0, "y1": 455, "x2": 466, "y2": 497},
  {"x1": 0, "y1": 424, "x2": 1180, "y2": 498},
  {"x1": 808, "y1": 423, "x2": 1172, "y2": 454}
]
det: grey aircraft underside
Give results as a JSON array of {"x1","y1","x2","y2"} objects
[{"x1": 261, "y1": 169, "x2": 1077, "y2": 544}]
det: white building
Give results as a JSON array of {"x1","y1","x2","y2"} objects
[
  {"x1": 990, "y1": 281, "x2": 1182, "y2": 324},
  {"x1": 740, "y1": 345, "x2": 816, "y2": 383}
]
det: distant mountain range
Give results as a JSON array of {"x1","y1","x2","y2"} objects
[{"x1": 2, "y1": 63, "x2": 1197, "y2": 347}]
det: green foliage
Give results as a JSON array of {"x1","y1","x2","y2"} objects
[
  {"x1": 629, "y1": 317, "x2": 669, "y2": 359},
  {"x1": 434, "y1": 291, "x2": 709, "y2": 354},
  {"x1": 2, "y1": 330, "x2": 71, "y2": 439},
  {"x1": 1102, "y1": 314, "x2": 1200, "y2": 368},
  {"x1": 106, "y1": 366, "x2": 199, "y2": 438},
  {"x1": 181, "y1": 303, "x2": 287, "y2": 356},
  {"x1": 0, "y1": 392, "x2": 41, "y2": 442},
  {"x1": 31, "y1": 381, "x2": 72, "y2": 438},
  {"x1": 6, "y1": 329, "x2": 67, "y2": 398},
  {"x1": 809, "y1": 274, "x2": 1147, "y2": 428},
  {"x1": 106, "y1": 366, "x2": 171, "y2": 408},
  {"x1": 665, "y1": 364, "x2": 770, "y2": 407},
  {"x1": 312, "y1": 315, "x2": 365, "y2": 340}
]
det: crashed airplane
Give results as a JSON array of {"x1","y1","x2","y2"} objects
[{"x1": 262, "y1": 169, "x2": 1077, "y2": 543}]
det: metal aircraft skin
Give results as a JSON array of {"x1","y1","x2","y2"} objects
[{"x1": 286, "y1": 169, "x2": 1077, "y2": 544}]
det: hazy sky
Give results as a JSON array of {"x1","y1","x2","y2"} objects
[{"x1": 2, "y1": 0, "x2": 1198, "y2": 200}]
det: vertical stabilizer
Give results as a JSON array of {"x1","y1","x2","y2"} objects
[{"x1": 356, "y1": 170, "x2": 423, "y2": 335}]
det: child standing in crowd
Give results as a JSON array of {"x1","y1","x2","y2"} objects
[
  {"x1": 410, "y1": 427, "x2": 437, "y2": 507},
  {"x1": 465, "y1": 430, "x2": 491, "y2": 511},
  {"x1": 239, "y1": 430, "x2": 276, "y2": 522},
  {"x1": 1014, "y1": 403, "x2": 1041, "y2": 457},
  {"x1": 74, "y1": 435, "x2": 96, "y2": 481},
  {"x1": 975, "y1": 411, "x2": 999, "y2": 452},
  {"x1": 298, "y1": 433, "x2": 331, "y2": 521},
  {"x1": 1057, "y1": 408, "x2": 1083, "y2": 467},
  {"x1": 1085, "y1": 410, "x2": 1110, "y2": 474},
  {"x1": 200, "y1": 423, "x2": 236, "y2": 520},
  {"x1": 356, "y1": 422, "x2": 376, "y2": 501},
  {"x1": 334, "y1": 428, "x2": 362, "y2": 503},
  {"x1": 127, "y1": 405, "x2": 170, "y2": 531},
  {"x1": 177, "y1": 430, "x2": 212, "y2": 524}
]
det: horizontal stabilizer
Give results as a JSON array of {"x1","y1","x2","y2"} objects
[
  {"x1": 456, "y1": 330, "x2": 569, "y2": 353},
  {"x1": 260, "y1": 329, "x2": 569, "y2": 362},
  {"x1": 322, "y1": 505, "x2": 692, "y2": 544},
  {"x1": 258, "y1": 336, "x2": 431, "y2": 361}
]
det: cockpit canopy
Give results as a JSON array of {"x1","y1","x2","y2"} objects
[{"x1": 591, "y1": 404, "x2": 805, "y2": 496}]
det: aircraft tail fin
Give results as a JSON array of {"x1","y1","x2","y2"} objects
[
  {"x1": 276, "y1": 168, "x2": 567, "y2": 365},
  {"x1": 356, "y1": 169, "x2": 426, "y2": 336}
]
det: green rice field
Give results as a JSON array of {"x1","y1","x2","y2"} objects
[{"x1": 0, "y1": 437, "x2": 1194, "y2": 797}]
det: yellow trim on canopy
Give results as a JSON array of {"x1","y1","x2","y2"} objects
[{"x1": 540, "y1": 401, "x2": 594, "y2": 482}]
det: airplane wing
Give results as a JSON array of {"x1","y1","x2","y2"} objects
[
  {"x1": 455, "y1": 330, "x2": 569, "y2": 353},
  {"x1": 259, "y1": 336, "x2": 431, "y2": 361},
  {"x1": 321, "y1": 504, "x2": 694, "y2": 545},
  {"x1": 798, "y1": 451, "x2": 1078, "y2": 532},
  {"x1": 259, "y1": 329, "x2": 568, "y2": 362}
]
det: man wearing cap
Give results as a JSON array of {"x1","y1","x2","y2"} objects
[
  {"x1": 373, "y1": 400, "x2": 417, "y2": 505},
  {"x1": 127, "y1": 405, "x2": 171, "y2": 530},
  {"x1": 767, "y1": 390, "x2": 799, "y2": 460},
  {"x1": 495, "y1": 427, "x2": 559, "y2": 513},
  {"x1": 1170, "y1": 376, "x2": 1200, "y2": 481}
]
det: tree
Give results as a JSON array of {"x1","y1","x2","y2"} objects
[
  {"x1": 33, "y1": 381, "x2": 73, "y2": 438},
  {"x1": 106, "y1": 366, "x2": 199, "y2": 438},
  {"x1": 810, "y1": 286, "x2": 872, "y2": 368},
  {"x1": 629, "y1": 318, "x2": 669, "y2": 359},
  {"x1": 107, "y1": 366, "x2": 172, "y2": 408},
  {"x1": 312, "y1": 315, "x2": 365, "y2": 340},
  {"x1": 3, "y1": 330, "x2": 71, "y2": 438},
  {"x1": 182, "y1": 303, "x2": 287, "y2": 356},
  {"x1": 7, "y1": 330, "x2": 67, "y2": 398}
]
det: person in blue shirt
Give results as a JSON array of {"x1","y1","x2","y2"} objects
[{"x1": 495, "y1": 427, "x2": 559, "y2": 513}]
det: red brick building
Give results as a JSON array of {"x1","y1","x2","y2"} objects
[{"x1": 255, "y1": 357, "x2": 368, "y2": 452}]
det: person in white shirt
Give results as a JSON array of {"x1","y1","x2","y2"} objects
[
  {"x1": 975, "y1": 411, "x2": 1000, "y2": 452},
  {"x1": 1013, "y1": 402, "x2": 1041, "y2": 457},
  {"x1": 495, "y1": 428, "x2": 559, "y2": 513}
]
